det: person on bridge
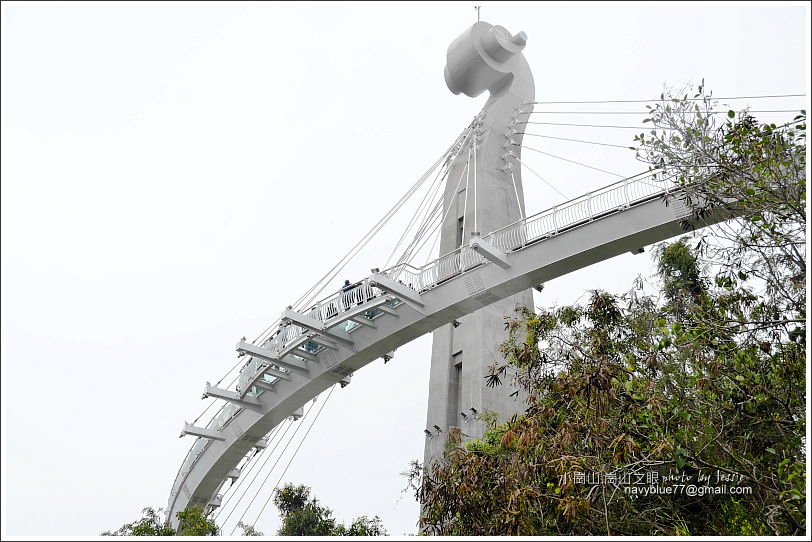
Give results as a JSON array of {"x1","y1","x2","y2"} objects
[{"x1": 341, "y1": 279, "x2": 356, "y2": 311}]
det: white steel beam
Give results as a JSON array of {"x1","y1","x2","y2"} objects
[
  {"x1": 350, "y1": 317, "x2": 376, "y2": 329},
  {"x1": 280, "y1": 310, "x2": 324, "y2": 335},
  {"x1": 253, "y1": 378, "x2": 276, "y2": 392},
  {"x1": 370, "y1": 273, "x2": 424, "y2": 307},
  {"x1": 375, "y1": 302, "x2": 400, "y2": 316},
  {"x1": 287, "y1": 348, "x2": 318, "y2": 362},
  {"x1": 203, "y1": 383, "x2": 264, "y2": 412},
  {"x1": 470, "y1": 236, "x2": 511, "y2": 269},
  {"x1": 307, "y1": 335, "x2": 339, "y2": 350},
  {"x1": 180, "y1": 423, "x2": 225, "y2": 441},
  {"x1": 282, "y1": 309, "x2": 354, "y2": 348},
  {"x1": 324, "y1": 296, "x2": 391, "y2": 326},
  {"x1": 264, "y1": 367, "x2": 291, "y2": 381},
  {"x1": 277, "y1": 333, "x2": 311, "y2": 354},
  {"x1": 236, "y1": 340, "x2": 310, "y2": 374}
]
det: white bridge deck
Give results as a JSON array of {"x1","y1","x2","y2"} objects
[{"x1": 167, "y1": 175, "x2": 723, "y2": 523}]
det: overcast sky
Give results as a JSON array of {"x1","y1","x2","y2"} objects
[{"x1": 1, "y1": 1, "x2": 808, "y2": 537}]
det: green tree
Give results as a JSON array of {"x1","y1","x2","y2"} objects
[
  {"x1": 101, "y1": 507, "x2": 176, "y2": 536},
  {"x1": 273, "y1": 483, "x2": 388, "y2": 536},
  {"x1": 634, "y1": 82, "x2": 805, "y2": 318},
  {"x1": 332, "y1": 516, "x2": 388, "y2": 536},
  {"x1": 102, "y1": 506, "x2": 219, "y2": 536},
  {"x1": 176, "y1": 506, "x2": 220, "y2": 536},
  {"x1": 236, "y1": 521, "x2": 263, "y2": 536},
  {"x1": 274, "y1": 484, "x2": 336, "y2": 536},
  {"x1": 411, "y1": 89, "x2": 805, "y2": 536}
]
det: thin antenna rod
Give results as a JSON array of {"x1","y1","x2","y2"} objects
[{"x1": 475, "y1": 5, "x2": 481, "y2": 22}]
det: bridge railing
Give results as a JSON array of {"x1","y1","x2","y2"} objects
[
  {"x1": 261, "y1": 324, "x2": 302, "y2": 356},
  {"x1": 234, "y1": 278, "x2": 388, "y2": 395},
  {"x1": 300, "y1": 279, "x2": 382, "y2": 323},
  {"x1": 381, "y1": 174, "x2": 675, "y2": 292},
  {"x1": 383, "y1": 245, "x2": 486, "y2": 292},
  {"x1": 485, "y1": 174, "x2": 674, "y2": 253}
]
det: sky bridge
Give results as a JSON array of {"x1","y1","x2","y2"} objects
[
  {"x1": 167, "y1": 161, "x2": 729, "y2": 523},
  {"x1": 168, "y1": 18, "x2": 742, "y2": 531}
]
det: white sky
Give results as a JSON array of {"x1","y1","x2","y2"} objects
[{"x1": 1, "y1": 1, "x2": 809, "y2": 537}]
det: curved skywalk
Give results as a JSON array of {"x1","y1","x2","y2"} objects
[{"x1": 166, "y1": 172, "x2": 729, "y2": 524}]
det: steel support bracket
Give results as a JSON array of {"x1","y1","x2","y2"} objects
[
  {"x1": 236, "y1": 340, "x2": 310, "y2": 374},
  {"x1": 470, "y1": 237, "x2": 510, "y2": 269},
  {"x1": 180, "y1": 422, "x2": 226, "y2": 441},
  {"x1": 203, "y1": 383, "x2": 264, "y2": 412},
  {"x1": 282, "y1": 309, "x2": 354, "y2": 348},
  {"x1": 369, "y1": 273, "x2": 424, "y2": 307}
]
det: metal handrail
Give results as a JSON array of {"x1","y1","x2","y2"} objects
[{"x1": 379, "y1": 173, "x2": 675, "y2": 292}]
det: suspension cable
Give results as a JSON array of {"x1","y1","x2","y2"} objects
[
  {"x1": 515, "y1": 121, "x2": 677, "y2": 130},
  {"x1": 510, "y1": 154, "x2": 569, "y2": 199},
  {"x1": 253, "y1": 132, "x2": 460, "y2": 334},
  {"x1": 248, "y1": 385, "x2": 337, "y2": 529},
  {"x1": 228, "y1": 398, "x2": 321, "y2": 534},
  {"x1": 395, "y1": 198, "x2": 444, "y2": 267},
  {"x1": 212, "y1": 422, "x2": 286, "y2": 521},
  {"x1": 530, "y1": 94, "x2": 805, "y2": 104},
  {"x1": 290, "y1": 128, "x2": 471, "y2": 313},
  {"x1": 214, "y1": 420, "x2": 293, "y2": 524},
  {"x1": 391, "y1": 130, "x2": 477, "y2": 267},
  {"x1": 422, "y1": 143, "x2": 473, "y2": 259},
  {"x1": 415, "y1": 169, "x2": 456, "y2": 244},
  {"x1": 461, "y1": 144, "x2": 472, "y2": 246},
  {"x1": 473, "y1": 127, "x2": 478, "y2": 234},
  {"x1": 384, "y1": 166, "x2": 447, "y2": 269},
  {"x1": 217, "y1": 415, "x2": 300, "y2": 529},
  {"x1": 520, "y1": 145, "x2": 626, "y2": 178},
  {"x1": 407, "y1": 207, "x2": 445, "y2": 266},
  {"x1": 293, "y1": 165, "x2": 435, "y2": 307},
  {"x1": 518, "y1": 132, "x2": 633, "y2": 149},
  {"x1": 529, "y1": 109, "x2": 801, "y2": 115},
  {"x1": 420, "y1": 144, "x2": 474, "y2": 265},
  {"x1": 384, "y1": 147, "x2": 456, "y2": 269},
  {"x1": 509, "y1": 168, "x2": 524, "y2": 220}
]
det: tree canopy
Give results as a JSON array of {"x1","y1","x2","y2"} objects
[
  {"x1": 102, "y1": 506, "x2": 218, "y2": 536},
  {"x1": 410, "y1": 87, "x2": 806, "y2": 536},
  {"x1": 273, "y1": 483, "x2": 388, "y2": 536},
  {"x1": 103, "y1": 484, "x2": 386, "y2": 536}
]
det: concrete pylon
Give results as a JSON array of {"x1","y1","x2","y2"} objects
[{"x1": 423, "y1": 21, "x2": 535, "y2": 471}]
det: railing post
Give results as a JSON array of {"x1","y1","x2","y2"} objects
[
  {"x1": 623, "y1": 178, "x2": 630, "y2": 207},
  {"x1": 587, "y1": 192, "x2": 593, "y2": 220},
  {"x1": 552, "y1": 206, "x2": 559, "y2": 233}
]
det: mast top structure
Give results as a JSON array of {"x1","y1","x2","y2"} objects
[{"x1": 444, "y1": 21, "x2": 533, "y2": 105}]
